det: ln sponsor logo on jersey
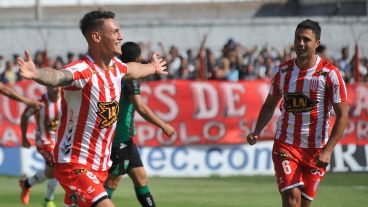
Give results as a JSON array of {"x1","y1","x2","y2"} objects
[
  {"x1": 97, "y1": 101, "x2": 119, "y2": 129},
  {"x1": 283, "y1": 92, "x2": 318, "y2": 114}
]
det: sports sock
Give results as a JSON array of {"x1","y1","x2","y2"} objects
[
  {"x1": 27, "y1": 171, "x2": 47, "y2": 186},
  {"x1": 105, "y1": 186, "x2": 115, "y2": 198},
  {"x1": 44, "y1": 178, "x2": 58, "y2": 201},
  {"x1": 135, "y1": 185, "x2": 156, "y2": 207}
]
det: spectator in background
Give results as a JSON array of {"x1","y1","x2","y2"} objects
[
  {"x1": 11, "y1": 54, "x2": 20, "y2": 73},
  {"x1": 1, "y1": 61, "x2": 19, "y2": 83},
  {"x1": 240, "y1": 64, "x2": 257, "y2": 80},
  {"x1": 363, "y1": 58, "x2": 368, "y2": 82},
  {"x1": 168, "y1": 46, "x2": 182, "y2": 79},
  {"x1": 0, "y1": 55, "x2": 5, "y2": 75},
  {"x1": 52, "y1": 56, "x2": 64, "y2": 70},
  {"x1": 338, "y1": 47, "x2": 351, "y2": 82},
  {"x1": 316, "y1": 44, "x2": 334, "y2": 63},
  {"x1": 66, "y1": 52, "x2": 76, "y2": 64}
]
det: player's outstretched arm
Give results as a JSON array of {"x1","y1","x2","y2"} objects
[
  {"x1": 316, "y1": 101, "x2": 348, "y2": 167},
  {"x1": 0, "y1": 82, "x2": 41, "y2": 108},
  {"x1": 124, "y1": 52, "x2": 168, "y2": 80},
  {"x1": 131, "y1": 94, "x2": 176, "y2": 137},
  {"x1": 18, "y1": 51, "x2": 73, "y2": 87},
  {"x1": 247, "y1": 93, "x2": 281, "y2": 145},
  {"x1": 20, "y1": 106, "x2": 37, "y2": 148}
]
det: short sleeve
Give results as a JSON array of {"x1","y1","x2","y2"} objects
[
  {"x1": 123, "y1": 79, "x2": 141, "y2": 96},
  {"x1": 327, "y1": 69, "x2": 348, "y2": 103},
  {"x1": 269, "y1": 66, "x2": 281, "y2": 96},
  {"x1": 63, "y1": 62, "x2": 92, "y2": 90}
]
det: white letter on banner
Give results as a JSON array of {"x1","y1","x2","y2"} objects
[
  {"x1": 332, "y1": 144, "x2": 364, "y2": 172},
  {"x1": 136, "y1": 125, "x2": 155, "y2": 145},
  {"x1": 220, "y1": 83, "x2": 246, "y2": 117},
  {"x1": 179, "y1": 122, "x2": 200, "y2": 145},
  {"x1": 191, "y1": 82, "x2": 218, "y2": 119},
  {"x1": 154, "y1": 83, "x2": 178, "y2": 122},
  {"x1": 203, "y1": 121, "x2": 225, "y2": 141},
  {"x1": 352, "y1": 85, "x2": 368, "y2": 117},
  {"x1": 1, "y1": 127, "x2": 20, "y2": 145}
]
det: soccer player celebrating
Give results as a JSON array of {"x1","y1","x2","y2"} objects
[
  {"x1": 18, "y1": 10, "x2": 168, "y2": 207},
  {"x1": 104, "y1": 42, "x2": 176, "y2": 207},
  {"x1": 19, "y1": 86, "x2": 61, "y2": 207},
  {"x1": 246, "y1": 19, "x2": 348, "y2": 207}
]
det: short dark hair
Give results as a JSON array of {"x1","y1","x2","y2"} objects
[
  {"x1": 296, "y1": 19, "x2": 321, "y2": 40},
  {"x1": 120, "y1": 42, "x2": 141, "y2": 63},
  {"x1": 79, "y1": 10, "x2": 115, "y2": 36}
]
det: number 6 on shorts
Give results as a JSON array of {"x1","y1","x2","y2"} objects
[{"x1": 282, "y1": 160, "x2": 292, "y2": 174}]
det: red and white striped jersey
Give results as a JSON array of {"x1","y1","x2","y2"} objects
[
  {"x1": 269, "y1": 56, "x2": 347, "y2": 149},
  {"x1": 54, "y1": 55, "x2": 127, "y2": 171},
  {"x1": 24, "y1": 93, "x2": 61, "y2": 146}
]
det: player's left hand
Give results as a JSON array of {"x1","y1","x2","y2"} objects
[
  {"x1": 150, "y1": 52, "x2": 168, "y2": 75},
  {"x1": 18, "y1": 50, "x2": 38, "y2": 80},
  {"x1": 315, "y1": 149, "x2": 332, "y2": 168}
]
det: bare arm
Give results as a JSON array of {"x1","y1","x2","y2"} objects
[
  {"x1": 0, "y1": 82, "x2": 41, "y2": 108},
  {"x1": 18, "y1": 51, "x2": 73, "y2": 87},
  {"x1": 33, "y1": 67, "x2": 73, "y2": 87},
  {"x1": 20, "y1": 107, "x2": 36, "y2": 148},
  {"x1": 247, "y1": 93, "x2": 281, "y2": 145},
  {"x1": 131, "y1": 94, "x2": 175, "y2": 137},
  {"x1": 124, "y1": 53, "x2": 168, "y2": 80},
  {"x1": 316, "y1": 101, "x2": 349, "y2": 167}
]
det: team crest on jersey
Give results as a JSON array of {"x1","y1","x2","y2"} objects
[
  {"x1": 283, "y1": 92, "x2": 318, "y2": 114},
  {"x1": 97, "y1": 101, "x2": 119, "y2": 129}
]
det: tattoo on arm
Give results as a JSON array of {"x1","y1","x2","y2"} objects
[{"x1": 36, "y1": 68, "x2": 73, "y2": 87}]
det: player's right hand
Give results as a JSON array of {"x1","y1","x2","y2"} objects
[
  {"x1": 18, "y1": 50, "x2": 38, "y2": 80},
  {"x1": 247, "y1": 132, "x2": 259, "y2": 145},
  {"x1": 162, "y1": 124, "x2": 176, "y2": 137}
]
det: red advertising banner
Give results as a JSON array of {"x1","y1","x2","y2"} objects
[{"x1": 1, "y1": 80, "x2": 367, "y2": 147}]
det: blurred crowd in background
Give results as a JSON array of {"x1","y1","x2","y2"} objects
[{"x1": 1, "y1": 38, "x2": 367, "y2": 84}]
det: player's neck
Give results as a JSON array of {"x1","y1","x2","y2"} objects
[
  {"x1": 88, "y1": 50, "x2": 112, "y2": 70},
  {"x1": 296, "y1": 54, "x2": 318, "y2": 70}
]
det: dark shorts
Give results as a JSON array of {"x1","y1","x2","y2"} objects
[{"x1": 109, "y1": 139, "x2": 143, "y2": 176}]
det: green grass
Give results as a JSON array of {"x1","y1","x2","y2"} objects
[{"x1": 0, "y1": 173, "x2": 367, "y2": 207}]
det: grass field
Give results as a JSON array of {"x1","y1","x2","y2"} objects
[{"x1": 0, "y1": 173, "x2": 367, "y2": 207}]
